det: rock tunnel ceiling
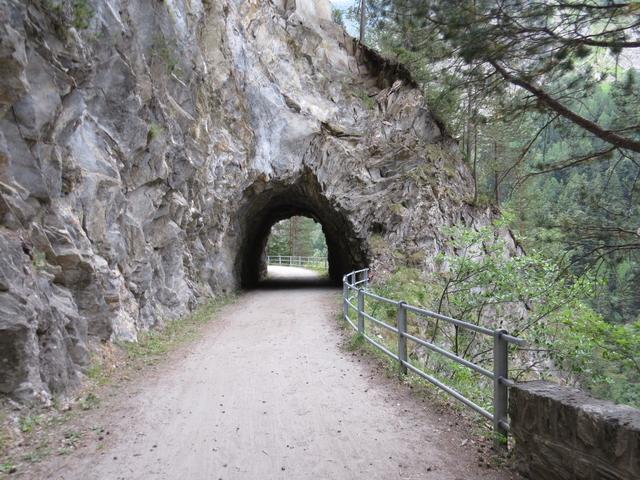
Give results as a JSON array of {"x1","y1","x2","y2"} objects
[{"x1": 0, "y1": 0, "x2": 488, "y2": 401}]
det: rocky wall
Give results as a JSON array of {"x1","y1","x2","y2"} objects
[
  {"x1": 509, "y1": 381, "x2": 640, "y2": 480},
  {"x1": 0, "y1": 0, "x2": 488, "y2": 402}
]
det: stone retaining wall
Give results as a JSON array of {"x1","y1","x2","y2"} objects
[{"x1": 509, "y1": 381, "x2": 640, "y2": 479}]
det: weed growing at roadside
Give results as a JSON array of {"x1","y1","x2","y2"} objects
[
  {"x1": 86, "y1": 358, "x2": 110, "y2": 386},
  {"x1": 61, "y1": 430, "x2": 82, "y2": 450},
  {"x1": 0, "y1": 418, "x2": 9, "y2": 451},
  {"x1": 122, "y1": 295, "x2": 235, "y2": 364},
  {"x1": 346, "y1": 333, "x2": 365, "y2": 351},
  {"x1": 78, "y1": 393, "x2": 100, "y2": 411},
  {"x1": 21, "y1": 441, "x2": 51, "y2": 464},
  {"x1": 19, "y1": 415, "x2": 44, "y2": 434},
  {"x1": 0, "y1": 294, "x2": 236, "y2": 475},
  {"x1": 64, "y1": 430, "x2": 81, "y2": 441},
  {"x1": 0, "y1": 462, "x2": 17, "y2": 474},
  {"x1": 303, "y1": 263, "x2": 329, "y2": 276}
]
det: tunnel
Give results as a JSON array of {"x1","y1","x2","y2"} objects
[{"x1": 235, "y1": 171, "x2": 367, "y2": 288}]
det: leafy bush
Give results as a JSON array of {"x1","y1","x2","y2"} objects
[
  {"x1": 41, "y1": 0, "x2": 94, "y2": 35},
  {"x1": 367, "y1": 221, "x2": 639, "y2": 408},
  {"x1": 152, "y1": 36, "x2": 180, "y2": 74},
  {"x1": 71, "y1": 0, "x2": 93, "y2": 29}
]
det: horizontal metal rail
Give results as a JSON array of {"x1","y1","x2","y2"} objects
[
  {"x1": 364, "y1": 333, "x2": 399, "y2": 361},
  {"x1": 342, "y1": 268, "x2": 525, "y2": 441},
  {"x1": 361, "y1": 310, "x2": 398, "y2": 334},
  {"x1": 343, "y1": 313, "x2": 357, "y2": 331},
  {"x1": 404, "y1": 304, "x2": 495, "y2": 336},
  {"x1": 500, "y1": 332, "x2": 527, "y2": 346},
  {"x1": 346, "y1": 268, "x2": 369, "y2": 277},
  {"x1": 267, "y1": 255, "x2": 328, "y2": 268},
  {"x1": 362, "y1": 289, "x2": 399, "y2": 305},
  {"x1": 403, "y1": 361, "x2": 494, "y2": 421},
  {"x1": 402, "y1": 331, "x2": 494, "y2": 379},
  {"x1": 344, "y1": 298, "x2": 358, "y2": 312}
]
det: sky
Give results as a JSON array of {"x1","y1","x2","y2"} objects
[
  {"x1": 329, "y1": 0, "x2": 359, "y2": 36},
  {"x1": 329, "y1": 0, "x2": 357, "y2": 10}
]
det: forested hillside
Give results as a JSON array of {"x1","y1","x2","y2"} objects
[{"x1": 337, "y1": 0, "x2": 640, "y2": 406}]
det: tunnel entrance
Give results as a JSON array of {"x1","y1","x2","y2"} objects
[{"x1": 235, "y1": 172, "x2": 367, "y2": 288}]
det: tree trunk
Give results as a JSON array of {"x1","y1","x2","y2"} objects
[
  {"x1": 494, "y1": 141, "x2": 500, "y2": 208},
  {"x1": 472, "y1": 115, "x2": 478, "y2": 204},
  {"x1": 359, "y1": 0, "x2": 366, "y2": 44},
  {"x1": 489, "y1": 60, "x2": 640, "y2": 153}
]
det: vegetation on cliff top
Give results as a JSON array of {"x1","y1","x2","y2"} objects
[{"x1": 330, "y1": 0, "x2": 640, "y2": 406}]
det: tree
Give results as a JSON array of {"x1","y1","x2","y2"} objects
[
  {"x1": 359, "y1": 0, "x2": 366, "y2": 43},
  {"x1": 369, "y1": 0, "x2": 640, "y2": 150},
  {"x1": 372, "y1": 223, "x2": 640, "y2": 407},
  {"x1": 367, "y1": 1, "x2": 640, "y2": 324},
  {"x1": 332, "y1": 6, "x2": 345, "y2": 27},
  {"x1": 266, "y1": 217, "x2": 327, "y2": 258}
]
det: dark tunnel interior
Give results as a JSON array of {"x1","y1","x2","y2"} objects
[{"x1": 235, "y1": 174, "x2": 367, "y2": 288}]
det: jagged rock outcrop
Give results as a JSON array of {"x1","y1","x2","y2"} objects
[{"x1": 0, "y1": 0, "x2": 490, "y2": 402}]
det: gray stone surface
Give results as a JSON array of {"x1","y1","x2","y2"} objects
[
  {"x1": 0, "y1": 0, "x2": 491, "y2": 401},
  {"x1": 510, "y1": 380, "x2": 640, "y2": 480}
]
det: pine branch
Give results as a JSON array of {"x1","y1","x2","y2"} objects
[{"x1": 489, "y1": 60, "x2": 640, "y2": 153}]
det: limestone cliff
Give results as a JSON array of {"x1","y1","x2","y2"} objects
[{"x1": 0, "y1": 0, "x2": 489, "y2": 401}]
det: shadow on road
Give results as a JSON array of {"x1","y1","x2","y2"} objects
[
  {"x1": 256, "y1": 265, "x2": 335, "y2": 290},
  {"x1": 257, "y1": 276, "x2": 334, "y2": 289}
]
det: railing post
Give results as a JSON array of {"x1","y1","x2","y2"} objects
[
  {"x1": 343, "y1": 282, "x2": 348, "y2": 320},
  {"x1": 357, "y1": 288, "x2": 365, "y2": 334},
  {"x1": 397, "y1": 301, "x2": 407, "y2": 375},
  {"x1": 493, "y1": 329, "x2": 509, "y2": 447}
]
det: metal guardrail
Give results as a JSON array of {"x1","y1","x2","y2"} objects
[
  {"x1": 267, "y1": 255, "x2": 328, "y2": 268},
  {"x1": 342, "y1": 268, "x2": 525, "y2": 439}
]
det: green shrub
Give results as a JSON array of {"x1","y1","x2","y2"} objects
[
  {"x1": 152, "y1": 36, "x2": 180, "y2": 74},
  {"x1": 366, "y1": 221, "x2": 639, "y2": 409},
  {"x1": 354, "y1": 88, "x2": 377, "y2": 111},
  {"x1": 19, "y1": 414, "x2": 44, "y2": 433},
  {"x1": 72, "y1": 0, "x2": 93, "y2": 29}
]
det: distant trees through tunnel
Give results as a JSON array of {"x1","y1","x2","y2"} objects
[{"x1": 266, "y1": 216, "x2": 328, "y2": 259}]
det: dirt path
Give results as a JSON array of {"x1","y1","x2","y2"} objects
[{"x1": 37, "y1": 267, "x2": 515, "y2": 479}]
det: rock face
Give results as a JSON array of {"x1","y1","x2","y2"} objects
[{"x1": 0, "y1": 0, "x2": 488, "y2": 401}]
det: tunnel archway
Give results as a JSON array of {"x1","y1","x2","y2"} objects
[{"x1": 235, "y1": 171, "x2": 367, "y2": 288}]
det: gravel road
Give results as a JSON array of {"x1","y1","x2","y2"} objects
[{"x1": 43, "y1": 267, "x2": 514, "y2": 480}]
